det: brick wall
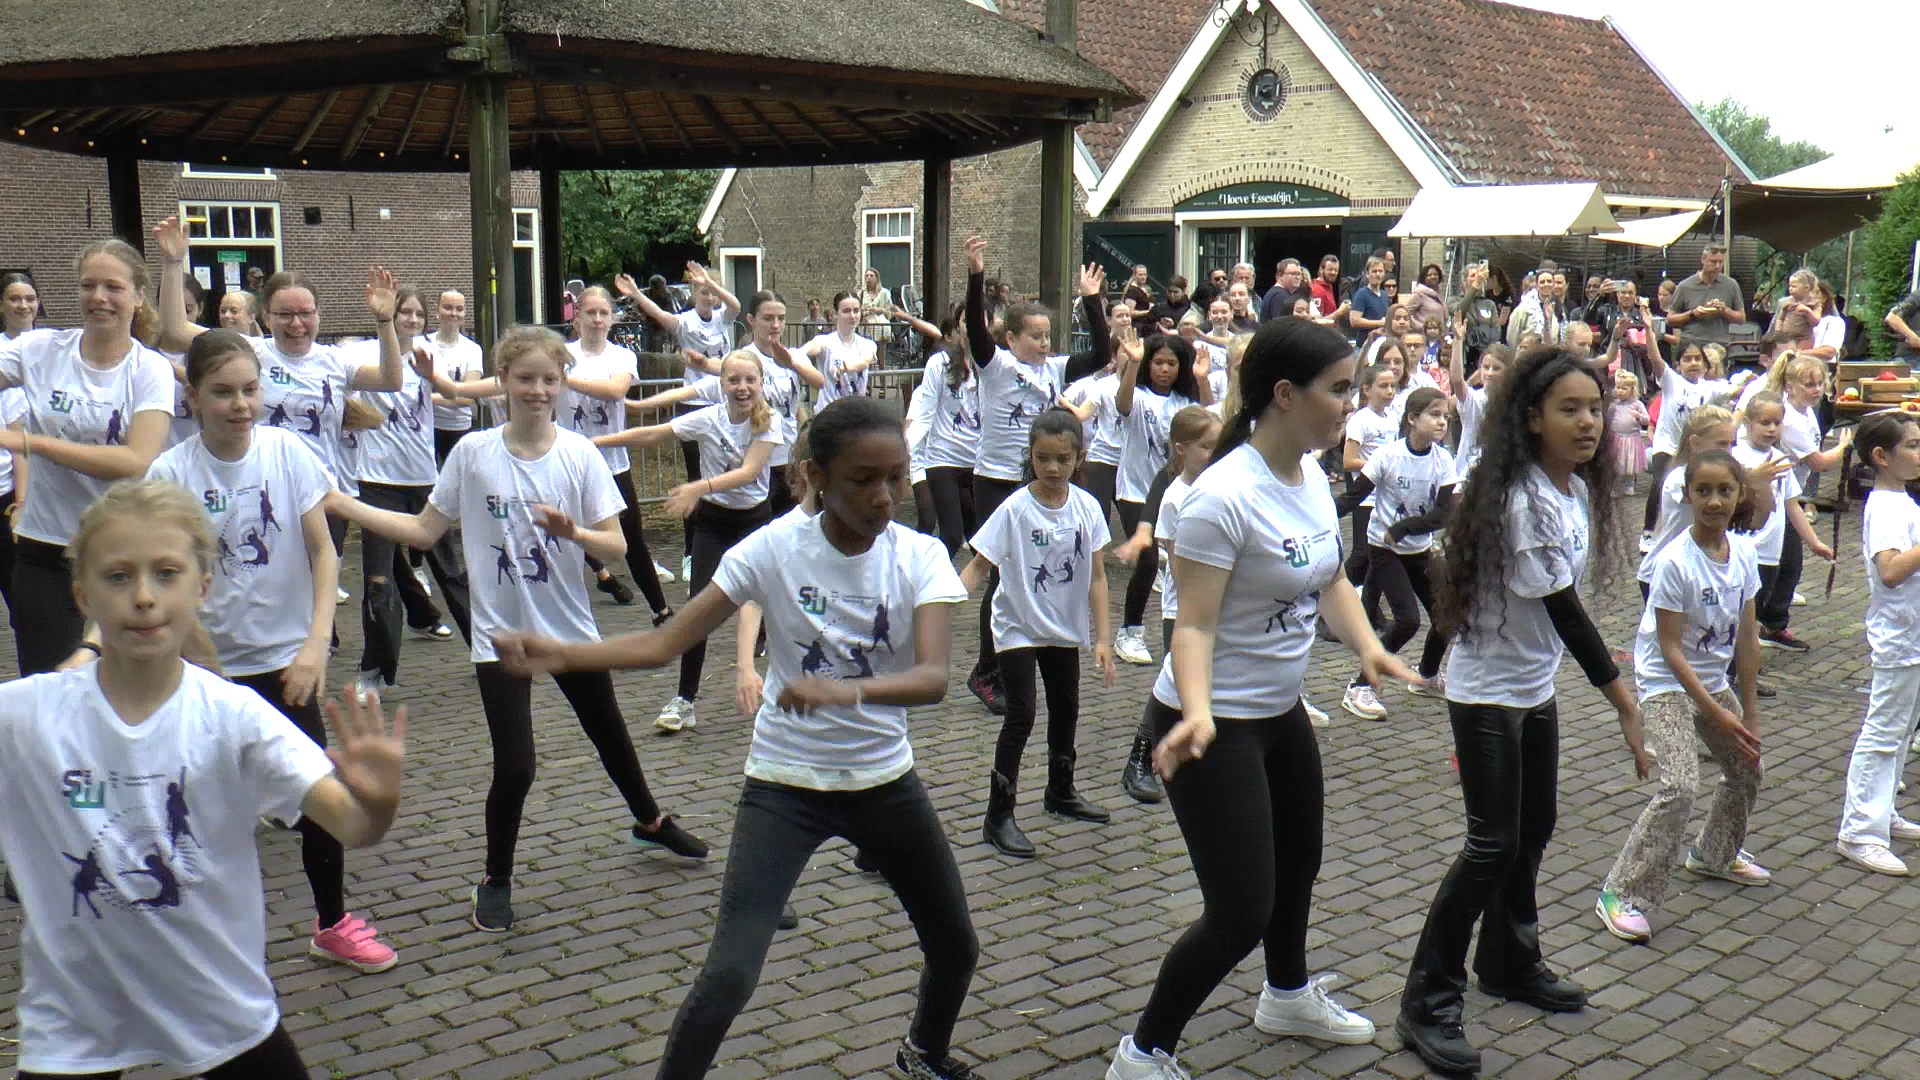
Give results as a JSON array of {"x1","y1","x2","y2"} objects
[{"x1": 0, "y1": 142, "x2": 543, "y2": 334}]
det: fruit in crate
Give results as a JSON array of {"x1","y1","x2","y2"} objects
[
  {"x1": 1842, "y1": 387, "x2": 1862, "y2": 401},
  {"x1": 1878, "y1": 371, "x2": 1903, "y2": 380}
]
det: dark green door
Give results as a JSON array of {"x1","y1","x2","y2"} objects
[{"x1": 1084, "y1": 222, "x2": 1176, "y2": 295}]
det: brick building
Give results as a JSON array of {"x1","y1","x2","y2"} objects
[
  {"x1": 0, "y1": 142, "x2": 545, "y2": 334},
  {"x1": 703, "y1": 0, "x2": 1751, "y2": 312}
]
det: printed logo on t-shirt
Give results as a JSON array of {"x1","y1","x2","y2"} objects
[
  {"x1": 1002, "y1": 399, "x2": 1036, "y2": 429},
  {"x1": 1265, "y1": 595, "x2": 1309, "y2": 633},
  {"x1": 53, "y1": 765, "x2": 204, "y2": 919},
  {"x1": 569, "y1": 398, "x2": 611, "y2": 431},
  {"x1": 481, "y1": 494, "x2": 562, "y2": 586},
  {"x1": 46, "y1": 389, "x2": 126, "y2": 444},
  {"x1": 1696, "y1": 622, "x2": 1736, "y2": 652},
  {"x1": 264, "y1": 370, "x2": 335, "y2": 438},
  {"x1": 267, "y1": 365, "x2": 294, "y2": 386},
  {"x1": 789, "y1": 588, "x2": 893, "y2": 682},
  {"x1": 203, "y1": 484, "x2": 284, "y2": 576},
  {"x1": 49, "y1": 388, "x2": 77, "y2": 414}
]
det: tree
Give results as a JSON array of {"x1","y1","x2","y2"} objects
[
  {"x1": 1862, "y1": 169, "x2": 1920, "y2": 355},
  {"x1": 560, "y1": 170, "x2": 719, "y2": 285}
]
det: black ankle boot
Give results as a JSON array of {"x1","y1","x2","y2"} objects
[
  {"x1": 1044, "y1": 753, "x2": 1111, "y2": 822},
  {"x1": 1120, "y1": 733, "x2": 1164, "y2": 803},
  {"x1": 983, "y1": 771, "x2": 1035, "y2": 857},
  {"x1": 1394, "y1": 1012, "x2": 1481, "y2": 1074}
]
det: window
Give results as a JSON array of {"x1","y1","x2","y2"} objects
[
  {"x1": 1197, "y1": 228, "x2": 1241, "y2": 282},
  {"x1": 182, "y1": 163, "x2": 275, "y2": 180},
  {"x1": 176, "y1": 202, "x2": 281, "y2": 319},
  {"x1": 862, "y1": 208, "x2": 914, "y2": 302},
  {"x1": 181, "y1": 202, "x2": 279, "y2": 243},
  {"x1": 719, "y1": 247, "x2": 763, "y2": 301},
  {"x1": 512, "y1": 208, "x2": 541, "y2": 325}
]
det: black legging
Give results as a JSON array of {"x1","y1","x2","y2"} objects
[
  {"x1": 912, "y1": 479, "x2": 938, "y2": 538},
  {"x1": 0, "y1": 489, "x2": 16, "y2": 618},
  {"x1": 474, "y1": 662, "x2": 663, "y2": 883},
  {"x1": 1114, "y1": 499, "x2": 1159, "y2": 629},
  {"x1": 612, "y1": 469, "x2": 670, "y2": 613},
  {"x1": 357, "y1": 482, "x2": 473, "y2": 683},
  {"x1": 1083, "y1": 460, "x2": 1119, "y2": 532},
  {"x1": 1401, "y1": 699, "x2": 1559, "y2": 1025},
  {"x1": 680, "y1": 500, "x2": 773, "y2": 700},
  {"x1": 1359, "y1": 546, "x2": 1447, "y2": 680},
  {"x1": 1132, "y1": 697, "x2": 1323, "y2": 1055},
  {"x1": 970, "y1": 476, "x2": 1023, "y2": 679},
  {"x1": 768, "y1": 464, "x2": 796, "y2": 519},
  {"x1": 1642, "y1": 451, "x2": 1674, "y2": 532},
  {"x1": 434, "y1": 426, "x2": 469, "y2": 468},
  {"x1": 1758, "y1": 524, "x2": 1802, "y2": 633},
  {"x1": 12, "y1": 535, "x2": 84, "y2": 674},
  {"x1": 20, "y1": 1023, "x2": 308, "y2": 1080},
  {"x1": 1342, "y1": 504, "x2": 1372, "y2": 588},
  {"x1": 231, "y1": 670, "x2": 345, "y2": 929},
  {"x1": 923, "y1": 465, "x2": 978, "y2": 557},
  {"x1": 655, "y1": 773, "x2": 978, "y2": 1079},
  {"x1": 994, "y1": 646, "x2": 1080, "y2": 780}
]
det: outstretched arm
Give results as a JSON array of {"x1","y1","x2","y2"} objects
[{"x1": 324, "y1": 491, "x2": 453, "y2": 550}]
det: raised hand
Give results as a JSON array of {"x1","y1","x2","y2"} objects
[
  {"x1": 614, "y1": 273, "x2": 640, "y2": 298},
  {"x1": 409, "y1": 345, "x2": 436, "y2": 382},
  {"x1": 1079, "y1": 263, "x2": 1106, "y2": 299},
  {"x1": 323, "y1": 687, "x2": 407, "y2": 811},
  {"x1": 686, "y1": 261, "x2": 714, "y2": 288},
  {"x1": 965, "y1": 236, "x2": 988, "y2": 274},
  {"x1": 365, "y1": 266, "x2": 398, "y2": 321},
  {"x1": 153, "y1": 216, "x2": 190, "y2": 262},
  {"x1": 532, "y1": 504, "x2": 577, "y2": 542}
]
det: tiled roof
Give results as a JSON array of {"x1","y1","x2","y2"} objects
[
  {"x1": 998, "y1": 0, "x2": 1218, "y2": 169},
  {"x1": 1306, "y1": 0, "x2": 1744, "y2": 199}
]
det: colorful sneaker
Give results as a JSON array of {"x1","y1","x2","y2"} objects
[
  {"x1": 630, "y1": 816, "x2": 711, "y2": 860},
  {"x1": 1758, "y1": 627, "x2": 1810, "y2": 652},
  {"x1": 1836, "y1": 840, "x2": 1910, "y2": 876},
  {"x1": 1595, "y1": 890, "x2": 1651, "y2": 943},
  {"x1": 471, "y1": 878, "x2": 513, "y2": 933},
  {"x1": 654, "y1": 695, "x2": 696, "y2": 733},
  {"x1": 1253, "y1": 973, "x2": 1376, "y2": 1044},
  {"x1": 310, "y1": 913, "x2": 398, "y2": 973},
  {"x1": 1686, "y1": 848, "x2": 1771, "y2": 886},
  {"x1": 1106, "y1": 1035, "x2": 1191, "y2": 1080},
  {"x1": 1891, "y1": 817, "x2": 1920, "y2": 842},
  {"x1": 1341, "y1": 684, "x2": 1386, "y2": 721},
  {"x1": 1407, "y1": 674, "x2": 1446, "y2": 699},
  {"x1": 968, "y1": 671, "x2": 1006, "y2": 716},
  {"x1": 1302, "y1": 698, "x2": 1330, "y2": 728},
  {"x1": 1114, "y1": 627, "x2": 1153, "y2": 666}
]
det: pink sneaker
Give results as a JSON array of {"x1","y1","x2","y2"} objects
[
  {"x1": 1595, "y1": 890, "x2": 1651, "y2": 943},
  {"x1": 311, "y1": 913, "x2": 398, "y2": 973}
]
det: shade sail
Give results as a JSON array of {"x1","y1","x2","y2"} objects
[
  {"x1": 1729, "y1": 128, "x2": 1920, "y2": 252},
  {"x1": 1594, "y1": 209, "x2": 1706, "y2": 248},
  {"x1": 1389, "y1": 183, "x2": 1622, "y2": 238}
]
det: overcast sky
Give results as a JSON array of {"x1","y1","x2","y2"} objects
[{"x1": 1522, "y1": 0, "x2": 1906, "y2": 166}]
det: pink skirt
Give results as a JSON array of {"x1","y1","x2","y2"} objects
[{"x1": 1612, "y1": 432, "x2": 1649, "y2": 474}]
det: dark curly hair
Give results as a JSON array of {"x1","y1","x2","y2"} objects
[
  {"x1": 1139, "y1": 333, "x2": 1202, "y2": 402},
  {"x1": 1438, "y1": 346, "x2": 1617, "y2": 639}
]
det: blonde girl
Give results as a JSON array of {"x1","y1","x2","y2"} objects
[
  {"x1": 1733, "y1": 390, "x2": 1834, "y2": 653},
  {"x1": 1609, "y1": 371, "x2": 1650, "y2": 492},
  {"x1": 1638, "y1": 405, "x2": 1780, "y2": 600},
  {"x1": 0, "y1": 477, "x2": 403, "y2": 1078},
  {"x1": 329, "y1": 326, "x2": 707, "y2": 934},
  {"x1": 1641, "y1": 337, "x2": 1714, "y2": 547},
  {"x1": 1754, "y1": 352, "x2": 1849, "y2": 649}
]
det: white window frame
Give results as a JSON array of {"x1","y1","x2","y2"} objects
[
  {"x1": 181, "y1": 163, "x2": 276, "y2": 180},
  {"x1": 861, "y1": 208, "x2": 915, "y2": 294},
  {"x1": 513, "y1": 207, "x2": 542, "y2": 323},
  {"x1": 177, "y1": 201, "x2": 283, "y2": 268},
  {"x1": 718, "y1": 246, "x2": 764, "y2": 299}
]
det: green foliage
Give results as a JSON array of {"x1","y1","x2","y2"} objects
[
  {"x1": 560, "y1": 170, "x2": 719, "y2": 284},
  {"x1": 1862, "y1": 169, "x2": 1920, "y2": 354}
]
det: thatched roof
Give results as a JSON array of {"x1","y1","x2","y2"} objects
[{"x1": 0, "y1": 0, "x2": 1133, "y2": 171}]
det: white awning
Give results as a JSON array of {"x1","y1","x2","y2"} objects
[
  {"x1": 1388, "y1": 183, "x2": 1623, "y2": 239},
  {"x1": 1594, "y1": 209, "x2": 1706, "y2": 248},
  {"x1": 1729, "y1": 127, "x2": 1920, "y2": 252}
]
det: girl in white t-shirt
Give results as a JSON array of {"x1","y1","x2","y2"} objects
[
  {"x1": 1447, "y1": 334, "x2": 1507, "y2": 477},
  {"x1": 1733, "y1": 392, "x2": 1835, "y2": 649},
  {"x1": 900, "y1": 308, "x2": 980, "y2": 555},
  {"x1": 427, "y1": 290, "x2": 484, "y2": 465},
  {"x1": 0, "y1": 239, "x2": 177, "y2": 674},
  {"x1": 960, "y1": 409, "x2": 1117, "y2": 858},
  {"x1": 1395, "y1": 347, "x2": 1652, "y2": 1077},
  {"x1": 1108, "y1": 321, "x2": 1413, "y2": 1080},
  {"x1": 1638, "y1": 406, "x2": 1775, "y2": 600},
  {"x1": 1110, "y1": 335, "x2": 1210, "y2": 667},
  {"x1": 597, "y1": 350, "x2": 786, "y2": 734},
  {"x1": 495, "y1": 396, "x2": 986, "y2": 1080},
  {"x1": 1599, "y1": 449, "x2": 1768, "y2": 944},
  {"x1": 0, "y1": 273, "x2": 37, "y2": 622},
  {"x1": 1640, "y1": 338, "x2": 1715, "y2": 547},
  {"x1": 0, "y1": 477, "x2": 405, "y2": 1079},
  {"x1": 1836, "y1": 412, "x2": 1920, "y2": 876},
  {"x1": 327, "y1": 326, "x2": 708, "y2": 934},
  {"x1": 802, "y1": 291, "x2": 878, "y2": 409},
  {"x1": 1340, "y1": 361, "x2": 1398, "y2": 592}
]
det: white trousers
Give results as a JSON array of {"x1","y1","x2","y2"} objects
[{"x1": 1838, "y1": 663, "x2": 1920, "y2": 846}]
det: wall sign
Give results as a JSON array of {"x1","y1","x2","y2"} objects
[{"x1": 1176, "y1": 182, "x2": 1348, "y2": 213}]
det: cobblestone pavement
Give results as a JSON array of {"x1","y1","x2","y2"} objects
[{"x1": 4, "y1": 493, "x2": 1920, "y2": 1080}]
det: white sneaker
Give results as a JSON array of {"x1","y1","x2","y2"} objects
[
  {"x1": 1302, "y1": 698, "x2": 1330, "y2": 728},
  {"x1": 1891, "y1": 817, "x2": 1920, "y2": 842},
  {"x1": 653, "y1": 560, "x2": 676, "y2": 584},
  {"x1": 655, "y1": 695, "x2": 696, "y2": 733},
  {"x1": 1114, "y1": 627, "x2": 1153, "y2": 666},
  {"x1": 336, "y1": 586, "x2": 350, "y2": 605},
  {"x1": 352, "y1": 670, "x2": 390, "y2": 705},
  {"x1": 1836, "y1": 840, "x2": 1910, "y2": 876},
  {"x1": 1106, "y1": 1035, "x2": 1190, "y2": 1080},
  {"x1": 1638, "y1": 531, "x2": 1654, "y2": 555},
  {"x1": 680, "y1": 555, "x2": 693, "y2": 582},
  {"x1": 1253, "y1": 973, "x2": 1376, "y2": 1044},
  {"x1": 1342, "y1": 684, "x2": 1386, "y2": 721},
  {"x1": 413, "y1": 564, "x2": 432, "y2": 596},
  {"x1": 1791, "y1": 591, "x2": 1807, "y2": 606}
]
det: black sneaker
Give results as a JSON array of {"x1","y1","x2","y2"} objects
[
  {"x1": 852, "y1": 848, "x2": 880, "y2": 874},
  {"x1": 895, "y1": 1042, "x2": 983, "y2": 1080},
  {"x1": 630, "y1": 817, "x2": 711, "y2": 860},
  {"x1": 651, "y1": 606, "x2": 675, "y2": 628},
  {"x1": 1479, "y1": 968, "x2": 1588, "y2": 1013},
  {"x1": 597, "y1": 574, "x2": 636, "y2": 606},
  {"x1": 967, "y1": 671, "x2": 1006, "y2": 716},
  {"x1": 409, "y1": 622, "x2": 454, "y2": 641},
  {"x1": 1758, "y1": 627, "x2": 1810, "y2": 652},
  {"x1": 777, "y1": 903, "x2": 799, "y2": 931},
  {"x1": 1395, "y1": 1014, "x2": 1480, "y2": 1074},
  {"x1": 3, "y1": 871, "x2": 16, "y2": 903},
  {"x1": 471, "y1": 878, "x2": 513, "y2": 933}
]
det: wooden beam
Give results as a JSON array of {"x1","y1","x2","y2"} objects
[
  {"x1": 690, "y1": 96, "x2": 743, "y2": 157},
  {"x1": 239, "y1": 97, "x2": 286, "y2": 151},
  {"x1": 66, "y1": 107, "x2": 114, "y2": 135},
  {"x1": 19, "y1": 110, "x2": 57, "y2": 129},
  {"x1": 614, "y1": 91, "x2": 649, "y2": 154},
  {"x1": 185, "y1": 100, "x2": 238, "y2": 144},
  {"x1": 572, "y1": 85, "x2": 605, "y2": 157},
  {"x1": 832, "y1": 106, "x2": 884, "y2": 145},
  {"x1": 392, "y1": 83, "x2": 432, "y2": 156},
  {"x1": 777, "y1": 101, "x2": 835, "y2": 148},
  {"x1": 339, "y1": 85, "x2": 393, "y2": 160},
  {"x1": 442, "y1": 82, "x2": 466, "y2": 157},
  {"x1": 539, "y1": 163, "x2": 564, "y2": 322},
  {"x1": 658, "y1": 96, "x2": 695, "y2": 153},
  {"x1": 923, "y1": 155, "x2": 952, "y2": 324},
  {"x1": 737, "y1": 98, "x2": 790, "y2": 154},
  {"x1": 106, "y1": 146, "x2": 144, "y2": 250},
  {"x1": 290, "y1": 90, "x2": 341, "y2": 155},
  {"x1": 1038, "y1": 121, "x2": 1074, "y2": 351}
]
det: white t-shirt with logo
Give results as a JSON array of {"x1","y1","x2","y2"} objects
[
  {"x1": 669, "y1": 403, "x2": 785, "y2": 510},
  {"x1": 429, "y1": 333, "x2": 484, "y2": 432},
  {"x1": 970, "y1": 485, "x2": 1111, "y2": 650},
  {"x1": 1651, "y1": 368, "x2": 1716, "y2": 456},
  {"x1": 351, "y1": 340, "x2": 436, "y2": 488},
  {"x1": 811, "y1": 332, "x2": 876, "y2": 409},
  {"x1": 747, "y1": 343, "x2": 801, "y2": 468},
  {"x1": 676, "y1": 308, "x2": 733, "y2": 383},
  {"x1": 918, "y1": 351, "x2": 981, "y2": 471},
  {"x1": 248, "y1": 338, "x2": 365, "y2": 489},
  {"x1": 1779, "y1": 400, "x2": 1824, "y2": 488},
  {"x1": 147, "y1": 428, "x2": 333, "y2": 676},
  {"x1": 1863, "y1": 488, "x2": 1920, "y2": 669},
  {"x1": 0, "y1": 385, "x2": 27, "y2": 494},
  {"x1": 564, "y1": 340, "x2": 639, "y2": 475},
  {"x1": 1635, "y1": 532, "x2": 1759, "y2": 702},
  {"x1": 1151, "y1": 446, "x2": 1341, "y2": 718},
  {"x1": 430, "y1": 427, "x2": 625, "y2": 663},
  {"x1": 1345, "y1": 406, "x2": 1398, "y2": 509},
  {"x1": 1118, "y1": 386, "x2": 1195, "y2": 503},
  {"x1": 0, "y1": 663, "x2": 333, "y2": 1076},
  {"x1": 1066, "y1": 371, "x2": 1121, "y2": 467},
  {"x1": 1730, "y1": 442, "x2": 1799, "y2": 564},
  {"x1": 1445, "y1": 465, "x2": 1591, "y2": 709},
  {"x1": 713, "y1": 515, "x2": 965, "y2": 790},
  {"x1": 1153, "y1": 474, "x2": 1193, "y2": 620},
  {"x1": 975, "y1": 346, "x2": 1068, "y2": 482},
  {"x1": 1363, "y1": 439, "x2": 1457, "y2": 554},
  {"x1": 1637, "y1": 464, "x2": 1690, "y2": 583},
  {"x1": 0, "y1": 328, "x2": 176, "y2": 545}
]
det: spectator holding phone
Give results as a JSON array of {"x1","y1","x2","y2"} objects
[{"x1": 1668, "y1": 245, "x2": 1745, "y2": 345}]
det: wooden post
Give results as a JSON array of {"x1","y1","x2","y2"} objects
[
  {"x1": 1037, "y1": 0, "x2": 1078, "y2": 350},
  {"x1": 539, "y1": 162, "x2": 564, "y2": 325},
  {"x1": 465, "y1": 0, "x2": 514, "y2": 365},
  {"x1": 105, "y1": 146, "x2": 144, "y2": 252},
  {"x1": 922, "y1": 156, "x2": 951, "y2": 325}
]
